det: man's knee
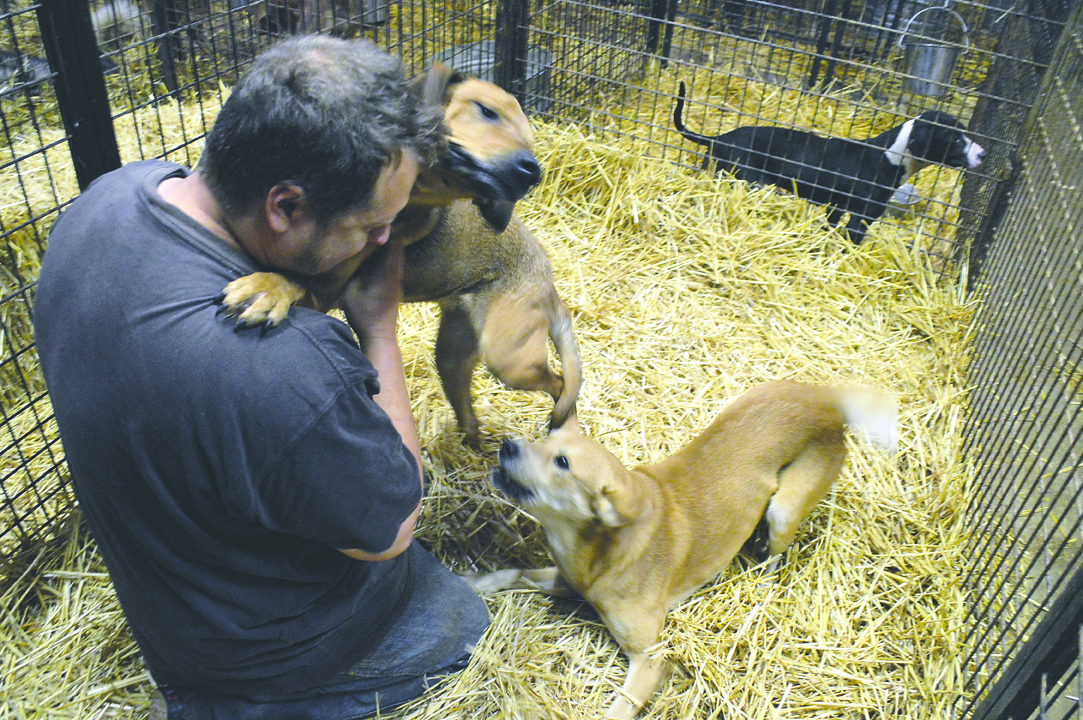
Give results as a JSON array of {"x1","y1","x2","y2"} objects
[{"x1": 412, "y1": 544, "x2": 490, "y2": 641}]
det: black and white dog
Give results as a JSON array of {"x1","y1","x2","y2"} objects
[{"x1": 673, "y1": 82, "x2": 985, "y2": 245}]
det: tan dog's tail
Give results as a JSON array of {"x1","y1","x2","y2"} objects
[
  {"x1": 548, "y1": 298, "x2": 581, "y2": 430},
  {"x1": 838, "y1": 387, "x2": 898, "y2": 454}
]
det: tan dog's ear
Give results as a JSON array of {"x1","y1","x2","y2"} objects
[
  {"x1": 411, "y1": 62, "x2": 465, "y2": 106},
  {"x1": 553, "y1": 413, "x2": 580, "y2": 435},
  {"x1": 592, "y1": 487, "x2": 632, "y2": 528},
  {"x1": 593, "y1": 493, "x2": 624, "y2": 527}
]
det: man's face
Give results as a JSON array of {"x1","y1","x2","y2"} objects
[{"x1": 272, "y1": 152, "x2": 420, "y2": 276}]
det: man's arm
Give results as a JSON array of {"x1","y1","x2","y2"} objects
[{"x1": 338, "y1": 240, "x2": 423, "y2": 561}]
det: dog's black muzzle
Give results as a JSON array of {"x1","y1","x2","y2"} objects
[
  {"x1": 490, "y1": 438, "x2": 535, "y2": 503},
  {"x1": 442, "y1": 144, "x2": 542, "y2": 202}
]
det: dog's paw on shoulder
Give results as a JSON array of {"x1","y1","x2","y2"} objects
[{"x1": 216, "y1": 272, "x2": 306, "y2": 331}]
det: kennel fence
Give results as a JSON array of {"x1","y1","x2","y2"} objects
[{"x1": 0, "y1": 0, "x2": 1080, "y2": 716}]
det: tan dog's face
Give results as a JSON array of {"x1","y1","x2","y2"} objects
[
  {"x1": 410, "y1": 67, "x2": 541, "y2": 215},
  {"x1": 491, "y1": 427, "x2": 639, "y2": 528},
  {"x1": 443, "y1": 78, "x2": 536, "y2": 174}
]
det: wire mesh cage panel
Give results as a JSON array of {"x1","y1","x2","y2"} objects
[
  {"x1": 0, "y1": 0, "x2": 389, "y2": 569},
  {"x1": 527, "y1": 0, "x2": 658, "y2": 120},
  {"x1": 0, "y1": 0, "x2": 518, "y2": 561},
  {"x1": 520, "y1": 0, "x2": 1071, "y2": 272},
  {"x1": 1, "y1": 1, "x2": 75, "y2": 570},
  {"x1": 960, "y1": 3, "x2": 1083, "y2": 718},
  {"x1": 2, "y1": 0, "x2": 1083, "y2": 714},
  {"x1": 960, "y1": 0, "x2": 1074, "y2": 290}
]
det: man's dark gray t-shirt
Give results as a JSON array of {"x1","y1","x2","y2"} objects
[{"x1": 33, "y1": 160, "x2": 423, "y2": 696}]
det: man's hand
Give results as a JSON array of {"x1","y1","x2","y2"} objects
[{"x1": 340, "y1": 239, "x2": 405, "y2": 348}]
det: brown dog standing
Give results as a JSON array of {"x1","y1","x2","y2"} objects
[
  {"x1": 468, "y1": 379, "x2": 897, "y2": 718},
  {"x1": 399, "y1": 202, "x2": 580, "y2": 446},
  {"x1": 218, "y1": 65, "x2": 581, "y2": 447}
]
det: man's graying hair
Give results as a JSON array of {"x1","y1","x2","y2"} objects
[{"x1": 199, "y1": 36, "x2": 443, "y2": 226}]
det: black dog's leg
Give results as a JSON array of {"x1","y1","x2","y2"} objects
[
  {"x1": 845, "y1": 216, "x2": 869, "y2": 245},
  {"x1": 706, "y1": 141, "x2": 731, "y2": 173},
  {"x1": 824, "y1": 208, "x2": 868, "y2": 245}
]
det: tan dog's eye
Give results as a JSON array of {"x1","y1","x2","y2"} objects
[
  {"x1": 554, "y1": 455, "x2": 570, "y2": 470},
  {"x1": 475, "y1": 101, "x2": 499, "y2": 122}
]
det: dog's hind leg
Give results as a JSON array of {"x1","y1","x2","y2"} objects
[
  {"x1": 480, "y1": 294, "x2": 565, "y2": 408},
  {"x1": 434, "y1": 300, "x2": 484, "y2": 447},
  {"x1": 765, "y1": 438, "x2": 847, "y2": 558},
  {"x1": 544, "y1": 296, "x2": 581, "y2": 432},
  {"x1": 741, "y1": 514, "x2": 773, "y2": 564}
]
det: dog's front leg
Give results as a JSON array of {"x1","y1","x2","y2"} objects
[
  {"x1": 606, "y1": 651, "x2": 667, "y2": 720},
  {"x1": 217, "y1": 253, "x2": 364, "y2": 329},
  {"x1": 597, "y1": 604, "x2": 668, "y2": 719},
  {"x1": 218, "y1": 272, "x2": 307, "y2": 329},
  {"x1": 844, "y1": 214, "x2": 870, "y2": 245},
  {"x1": 462, "y1": 566, "x2": 576, "y2": 596},
  {"x1": 434, "y1": 300, "x2": 484, "y2": 447}
]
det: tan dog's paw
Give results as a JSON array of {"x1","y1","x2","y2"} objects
[
  {"x1": 462, "y1": 566, "x2": 565, "y2": 596},
  {"x1": 462, "y1": 569, "x2": 525, "y2": 595},
  {"x1": 605, "y1": 652, "x2": 669, "y2": 720},
  {"x1": 217, "y1": 272, "x2": 306, "y2": 330}
]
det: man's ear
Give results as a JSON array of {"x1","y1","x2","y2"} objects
[{"x1": 266, "y1": 184, "x2": 307, "y2": 234}]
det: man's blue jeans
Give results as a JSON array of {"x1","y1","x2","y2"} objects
[{"x1": 157, "y1": 542, "x2": 490, "y2": 719}]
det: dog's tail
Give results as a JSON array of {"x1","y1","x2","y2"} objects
[
  {"x1": 673, "y1": 81, "x2": 717, "y2": 149},
  {"x1": 838, "y1": 387, "x2": 898, "y2": 454},
  {"x1": 548, "y1": 297, "x2": 582, "y2": 431}
]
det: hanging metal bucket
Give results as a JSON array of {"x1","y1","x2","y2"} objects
[
  {"x1": 897, "y1": 6, "x2": 969, "y2": 96},
  {"x1": 434, "y1": 41, "x2": 553, "y2": 114}
]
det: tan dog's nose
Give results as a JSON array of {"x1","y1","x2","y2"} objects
[
  {"x1": 509, "y1": 151, "x2": 542, "y2": 187},
  {"x1": 491, "y1": 439, "x2": 534, "y2": 504}
]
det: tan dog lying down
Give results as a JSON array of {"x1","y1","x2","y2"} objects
[{"x1": 468, "y1": 379, "x2": 897, "y2": 718}]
